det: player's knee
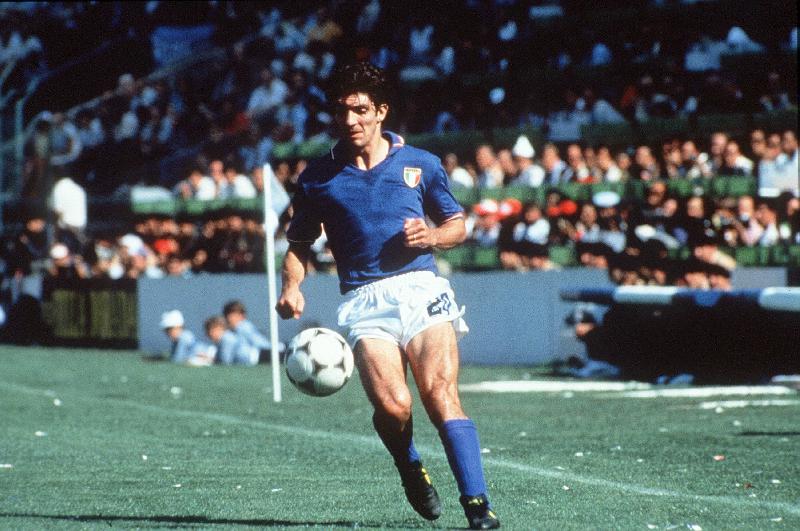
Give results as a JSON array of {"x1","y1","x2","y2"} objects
[
  {"x1": 376, "y1": 390, "x2": 413, "y2": 423},
  {"x1": 418, "y1": 378, "x2": 458, "y2": 411}
]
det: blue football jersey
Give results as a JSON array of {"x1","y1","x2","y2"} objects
[{"x1": 287, "y1": 131, "x2": 464, "y2": 293}]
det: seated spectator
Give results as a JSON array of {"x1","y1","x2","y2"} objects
[
  {"x1": 238, "y1": 123, "x2": 274, "y2": 174},
  {"x1": 466, "y1": 199, "x2": 501, "y2": 248},
  {"x1": 159, "y1": 309, "x2": 213, "y2": 366},
  {"x1": 750, "y1": 129, "x2": 767, "y2": 165},
  {"x1": 547, "y1": 88, "x2": 591, "y2": 141},
  {"x1": 563, "y1": 143, "x2": 593, "y2": 183},
  {"x1": 118, "y1": 232, "x2": 161, "y2": 279},
  {"x1": 615, "y1": 151, "x2": 633, "y2": 180},
  {"x1": 758, "y1": 132, "x2": 798, "y2": 197},
  {"x1": 679, "y1": 141, "x2": 712, "y2": 179},
  {"x1": 223, "y1": 300, "x2": 282, "y2": 365},
  {"x1": 708, "y1": 132, "x2": 729, "y2": 174},
  {"x1": 74, "y1": 109, "x2": 105, "y2": 149},
  {"x1": 716, "y1": 140, "x2": 753, "y2": 176},
  {"x1": 724, "y1": 26, "x2": 765, "y2": 54},
  {"x1": 540, "y1": 143, "x2": 569, "y2": 185},
  {"x1": 684, "y1": 34, "x2": 726, "y2": 72},
  {"x1": 224, "y1": 161, "x2": 258, "y2": 198},
  {"x1": 680, "y1": 195, "x2": 717, "y2": 247},
  {"x1": 474, "y1": 144, "x2": 504, "y2": 188},
  {"x1": 592, "y1": 191, "x2": 627, "y2": 252},
  {"x1": 443, "y1": 152, "x2": 475, "y2": 188},
  {"x1": 6, "y1": 208, "x2": 50, "y2": 278},
  {"x1": 573, "y1": 203, "x2": 601, "y2": 243},
  {"x1": 576, "y1": 241, "x2": 614, "y2": 269},
  {"x1": 582, "y1": 88, "x2": 625, "y2": 124},
  {"x1": 777, "y1": 193, "x2": 799, "y2": 244},
  {"x1": 497, "y1": 148, "x2": 518, "y2": 186},
  {"x1": 173, "y1": 164, "x2": 216, "y2": 200},
  {"x1": 706, "y1": 263, "x2": 732, "y2": 291},
  {"x1": 629, "y1": 146, "x2": 660, "y2": 181},
  {"x1": 164, "y1": 254, "x2": 192, "y2": 278},
  {"x1": 545, "y1": 196, "x2": 578, "y2": 245},
  {"x1": 692, "y1": 233, "x2": 737, "y2": 272},
  {"x1": 776, "y1": 130, "x2": 799, "y2": 194},
  {"x1": 207, "y1": 159, "x2": 229, "y2": 198},
  {"x1": 638, "y1": 181, "x2": 668, "y2": 223},
  {"x1": 202, "y1": 315, "x2": 241, "y2": 365},
  {"x1": 593, "y1": 146, "x2": 623, "y2": 183},
  {"x1": 731, "y1": 194, "x2": 765, "y2": 247},
  {"x1": 46, "y1": 243, "x2": 89, "y2": 280},
  {"x1": 759, "y1": 72, "x2": 792, "y2": 112},
  {"x1": 680, "y1": 258, "x2": 712, "y2": 290},
  {"x1": 663, "y1": 142, "x2": 683, "y2": 179},
  {"x1": 607, "y1": 252, "x2": 644, "y2": 286},
  {"x1": 49, "y1": 113, "x2": 82, "y2": 170},
  {"x1": 498, "y1": 202, "x2": 551, "y2": 271},
  {"x1": 247, "y1": 68, "x2": 288, "y2": 119},
  {"x1": 753, "y1": 198, "x2": 781, "y2": 247},
  {"x1": 520, "y1": 241, "x2": 558, "y2": 271}
]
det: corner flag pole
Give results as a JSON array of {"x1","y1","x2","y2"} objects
[{"x1": 263, "y1": 162, "x2": 282, "y2": 403}]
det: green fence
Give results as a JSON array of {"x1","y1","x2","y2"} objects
[
  {"x1": 450, "y1": 176, "x2": 758, "y2": 208},
  {"x1": 438, "y1": 244, "x2": 800, "y2": 271}
]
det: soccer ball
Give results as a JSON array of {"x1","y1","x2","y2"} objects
[{"x1": 285, "y1": 327, "x2": 354, "y2": 396}]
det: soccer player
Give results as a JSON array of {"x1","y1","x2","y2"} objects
[{"x1": 276, "y1": 61, "x2": 500, "y2": 529}]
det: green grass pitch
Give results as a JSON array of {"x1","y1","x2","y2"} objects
[{"x1": 1, "y1": 345, "x2": 798, "y2": 529}]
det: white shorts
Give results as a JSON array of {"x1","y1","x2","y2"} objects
[{"x1": 337, "y1": 271, "x2": 469, "y2": 350}]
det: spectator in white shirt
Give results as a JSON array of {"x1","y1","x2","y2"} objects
[
  {"x1": 224, "y1": 162, "x2": 257, "y2": 199},
  {"x1": 443, "y1": 152, "x2": 475, "y2": 188},
  {"x1": 594, "y1": 146, "x2": 623, "y2": 183},
  {"x1": 511, "y1": 135, "x2": 545, "y2": 187},
  {"x1": 173, "y1": 165, "x2": 216, "y2": 200},
  {"x1": 247, "y1": 68, "x2": 289, "y2": 119},
  {"x1": 51, "y1": 175, "x2": 87, "y2": 239}
]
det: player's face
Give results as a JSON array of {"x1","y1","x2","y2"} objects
[{"x1": 334, "y1": 93, "x2": 387, "y2": 150}]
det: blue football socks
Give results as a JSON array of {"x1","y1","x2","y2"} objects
[
  {"x1": 373, "y1": 412, "x2": 421, "y2": 469},
  {"x1": 439, "y1": 418, "x2": 489, "y2": 498}
]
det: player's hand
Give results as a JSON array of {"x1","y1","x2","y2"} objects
[
  {"x1": 403, "y1": 218, "x2": 436, "y2": 248},
  {"x1": 277, "y1": 287, "x2": 305, "y2": 320}
]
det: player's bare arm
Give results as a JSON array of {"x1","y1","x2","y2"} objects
[
  {"x1": 403, "y1": 216, "x2": 466, "y2": 250},
  {"x1": 277, "y1": 242, "x2": 311, "y2": 320}
]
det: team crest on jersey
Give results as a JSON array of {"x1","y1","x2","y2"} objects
[{"x1": 403, "y1": 167, "x2": 422, "y2": 188}]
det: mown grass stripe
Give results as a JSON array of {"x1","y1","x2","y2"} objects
[{"x1": 3, "y1": 380, "x2": 799, "y2": 516}]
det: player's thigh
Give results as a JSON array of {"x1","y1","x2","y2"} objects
[
  {"x1": 405, "y1": 322, "x2": 463, "y2": 409},
  {"x1": 354, "y1": 337, "x2": 412, "y2": 415}
]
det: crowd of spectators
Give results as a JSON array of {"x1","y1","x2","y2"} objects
[
  {"x1": 3, "y1": 126, "x2": 797, "y2": 299},
  {"x1": 159, "y1": 300, "x2": 282, "y2": 367},
  {"x1": 9, "y1": 0, "x2": 797, "y2": 203},
  {"x1": 453, "y1": 127, "x2": 797, "y2": 288},
  {"x1": 1, "y1": 1, "x2": 797, "y2": 305}
]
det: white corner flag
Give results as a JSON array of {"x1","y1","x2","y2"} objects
[{"x1": 263, "y1": 162, "x2": 282, "y2": 403}]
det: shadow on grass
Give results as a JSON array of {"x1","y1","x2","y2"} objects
[
  {"x1": 0, "y1": 512, "x2": 438, "y2": 528},
  {"x1": 738, "y1": 431, "x2": 800, "y2": 437}
]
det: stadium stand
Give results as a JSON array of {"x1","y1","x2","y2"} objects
[{"x1": 0, "y1": 1, "x2": 797, "y2": 295}]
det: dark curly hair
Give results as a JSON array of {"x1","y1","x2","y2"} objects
[{"x1": 329, "y1": 61, "x2": 389, "y2": 108}]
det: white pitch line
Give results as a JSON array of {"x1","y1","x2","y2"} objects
[
  {"x1": 459, "y1": 380, "x2": 651, "y2": 393},
  {"x1": 2, "y1": 380, "x2": 799, "y2": 516},
  {"x1": 617, "y1": 386, "x2": 797, "y2": 399},
  {"x1": 698, "y1": 399, "x2": 800, "y2": 410}
]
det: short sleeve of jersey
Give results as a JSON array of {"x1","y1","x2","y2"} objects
[
  {"x1": 286, "y1": 184, "x2": 322, "y2": 243},
  {"x1": 423, "y1": 162, "x2": 464, "y2": 225}
]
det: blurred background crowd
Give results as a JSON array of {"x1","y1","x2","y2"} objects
[{"x1": 0, "y1": 0, "x2": 797, "y2": 299}]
